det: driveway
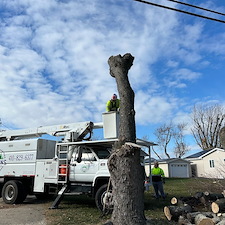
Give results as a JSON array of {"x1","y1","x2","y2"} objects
[{"x1": 0, "y1": 195, "x2": 47, "y2": 225}]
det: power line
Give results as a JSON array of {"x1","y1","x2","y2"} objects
[
  {"x1": 0, "y1": 119, "x2": 11, "y2": 130},
  {"x1": 133, "y1": 0, "x2": 225, "y2": 24},
  {"x1": 167, "y1": 0, "x2": 225, "y2": 17}
]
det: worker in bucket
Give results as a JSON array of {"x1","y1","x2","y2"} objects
[
  {"x1": 106, "y1": 94, "x2": 120, "y2": 112},
  {"x1": 151, "y1": 160, "x2": 166, "y2": 199}
]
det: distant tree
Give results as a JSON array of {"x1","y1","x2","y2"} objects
[
  {"x1": 154, "y1": 123, "x2": 173, "y2": 158},
  {"x1": 220, "y1": 126, "x2": 225, "y2": 149},
  {"x1": 173, "y1": 123, "x2": 189, "y2": 158},
  {"x1": 191, "y1": 104, "x2": 225, "y2": 150},
  {"x1": 107, "y1": 53, "x2": 146, "y2": 225},
  {"x1": 142, "y1": 135, "x2": 161, "y2": 159},
  {"x1": 154, "y1": 122, "x2": 189, "y2": 158}
]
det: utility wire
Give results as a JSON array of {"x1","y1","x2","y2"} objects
[
  {"x1": 133, "y1": 0, "x2": 225, "y2": 24},
  {"x1": 0, "y1": 119, "x2": 11, "y2": 130},
  {"x1": 167, "y1": 0, "x2": 225, "y2": 17}
]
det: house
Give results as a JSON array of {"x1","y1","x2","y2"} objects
[
  {"x1": 145, "y1": 158, "x2": 191, "y2": 178},
  {"x1": 185, "y1": 148, "x2": 225, "y2": 178}
]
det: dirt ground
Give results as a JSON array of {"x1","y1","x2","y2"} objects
[{"x1": 0, "y1": 195, "x2": 48, "y2": 225}]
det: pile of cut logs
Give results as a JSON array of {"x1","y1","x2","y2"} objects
[{"x1": 164, "y1": 191, "x2": 225, "y2": 225}]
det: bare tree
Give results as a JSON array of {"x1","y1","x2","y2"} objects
[
  {"x1": 191, "y1": 104, "x2": 225, "y2": 150},
  {"x1": 173, "y1": 123, "x2": 190, "y2": 158},
  {"x1": 107, "y1": 54, "x2": 146, "y2": 225},
  {"x1": 154, "y1": 123, "x2": 173, "y2": 158},
  {"x1": 142, "y1": 135, "x2": 161, "y2": 159},
  {"x1": 154, "y1": 122, "x2": 189, "y2": 158},
  {"x1": 220, "y1": 126, "x2": 225, "y2": 149}
]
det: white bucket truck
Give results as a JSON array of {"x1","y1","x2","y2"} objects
[{"x1": 0, "y1": 112, "x2": 154, "y2": 210}]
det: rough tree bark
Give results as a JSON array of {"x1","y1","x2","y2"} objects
[{"x1": 107, "y1": 53, "x2": 146, "y2": 225}]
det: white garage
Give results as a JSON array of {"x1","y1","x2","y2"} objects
[
  {"x1": 162, "y1": 158, "x2": 191, "y2": 178},
  {"x1": 145, "y1": 158, "x2": 191, "y2": 178},
  {"x1": 169, "y1": 163, "x2": 190, "y2": 178}
]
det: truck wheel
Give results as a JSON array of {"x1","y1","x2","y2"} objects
[
  {"x1": 2, "y1": 180, "x2": 27, "y2": 204},
  {"x1": 95, "y1": 184, "x2": 113, "y2": 212}
]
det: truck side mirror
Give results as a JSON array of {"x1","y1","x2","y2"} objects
[{"x1": 77, "y1": 146, "x2": 82, "y2": 163}]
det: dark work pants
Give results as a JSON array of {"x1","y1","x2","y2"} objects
[{"x1": 152, "y1": 181, "x2": 165, "y2": 198}]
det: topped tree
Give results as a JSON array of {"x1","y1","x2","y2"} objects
[{"x1": 108, "y1": 53, "x2": 136, "y2": 143}]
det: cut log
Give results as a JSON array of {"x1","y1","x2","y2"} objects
[
  {"x1": 171, "y1": 197, "x2": 184, "y2": 206},
  {"x1": 204, "y1": 192, "x2": 224, "y2": 201},
  {"x1": 186, "y1": 212, "x2": 214, "y2": 223},
  {"x1": 200, "y1": 196, "x2": 210, "y2": 206},
  {"x1": 217, "y1": 219, "x2": 225, "y2": 225},
  {"x1": 222, "y1": 190, "x2": 225, "y2": 197},
  {"x1": 164, "y1": 205, "x2": 192, "y2": 221},
  {"x1": 194, "y1": 192, "x2": 204, "y2": 199},
  {"x1": 201, "y1": 193, "x2": 225, "y2": 209},
  {"x1": 212, "y1": 199, "x2": 225, "y2": 213},
  {"x1": 178, "y1": 215, "x2": 193, "y2": 225},
  {"x1": 171, "y1": 196, "x2": 201, "y2": 207},
  {"x1": 194, "y1": 214, "x2": 215, "y2": 225},
  {"x1": 171, "y1": 197, "x2": 178, "y2": 205},
  {"x1": 212, "y1": 215, "x2": 223, "y2": 224}
]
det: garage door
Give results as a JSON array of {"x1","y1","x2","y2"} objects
[{"x1": 170, "y1": 163, "x2": 189, "y2": 178}]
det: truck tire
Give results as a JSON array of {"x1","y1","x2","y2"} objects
[
  {"x1": 2, "y1": 180, "x2": 27, "y2": 204},
  {"x1": 95, "y1": 184, "x2": 113, "y2": 212}
]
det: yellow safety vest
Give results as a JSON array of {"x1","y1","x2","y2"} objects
[{"x1": 106, "y1": 99, "x2": 120, "y2": 112}]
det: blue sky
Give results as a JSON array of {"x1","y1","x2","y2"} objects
[{"x1": 0, "y1": 0, "x2": 225, "y2": 158}]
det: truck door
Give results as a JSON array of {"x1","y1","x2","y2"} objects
[{"x1": 69, "y1": 146, "x2": 98, "y2": 182}]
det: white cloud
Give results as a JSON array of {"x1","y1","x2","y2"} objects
[
  {"x1": 167, "y1": 60, "x2": 179, "y2": 68},
  {"x1": 174, "y1": 68, "x2": 201, "y2": 81},
  {"x1": 163, "y1": 68, "x2": 201, "y2": 88},
  {"x1": 0, "y1": 0, "x2": 224, "y2": 136},
  {"x1": 135, "y1": 90, "x2": 179, "y2": 125}
]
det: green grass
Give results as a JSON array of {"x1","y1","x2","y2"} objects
[
  {"x1": 45, "y1": 178, "x2": 225, "y2": 225},
  {"x1": 46, "y1": 195, "x2": 111, "y2": 225}
]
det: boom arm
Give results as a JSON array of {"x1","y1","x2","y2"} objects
[{"x1": 0, "y1": 121, "x2": 98, "y2": 142}]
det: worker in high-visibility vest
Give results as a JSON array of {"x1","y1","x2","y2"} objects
[
  {"x1": 151, "y1": 160, "x2": 166, "y2": 199},
  {"x1": 106, "y1": 94, "x2": 120, "y2": 112}
]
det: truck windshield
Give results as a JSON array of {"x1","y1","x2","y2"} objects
[{"x1": 92, "y1": 147, "x2": 111, "y2": 159}]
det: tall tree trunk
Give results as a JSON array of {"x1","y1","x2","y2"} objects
[{"x1": 107, "y1": 53, "x2": 146, "y2": 225}]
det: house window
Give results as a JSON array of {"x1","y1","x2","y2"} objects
[{"x1": 209, "y1": 160, "x2": 215, "y2": 168}]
